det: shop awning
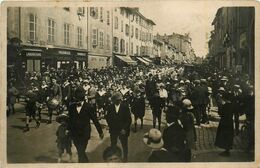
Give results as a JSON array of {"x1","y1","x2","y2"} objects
[
  {"x1": 142, "y1": 57, "x2": 153, "y2": 63},
  {"x1": 136, "y1": 57, "x2": 149, "y2": 65},
  {"x1": 115, "y1": 55, "x2": 137, "y2": 65}
]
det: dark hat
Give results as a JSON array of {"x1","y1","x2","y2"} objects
[
  {"x1": 56, "y1": 112, "x2": 69, "y2": 123},
  {"x1": 112, "y1": 92, "x2": 123, "y2": 101},
  {"x1": 74, "y1": 87, "x2": 86, "y2": 101}
]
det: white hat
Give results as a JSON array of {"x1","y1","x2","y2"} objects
[
  {"x1": 179, "y1": 80, "x2": 184, "y2": 84},
  {"x1": 143, "y1": 128, "x2": 164, "y2": 149},
  {"x1": 185, "y1": 80, "x2": 190, "y2": 83},
  {"x1": 182, "y1": 99, "x2": 193, "y2": 110},
  {"x1": 218, "y1": 87, "x2": 225, "y2": 91}
]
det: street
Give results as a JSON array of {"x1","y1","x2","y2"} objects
[{"x1": 7, "y1": 102, "x2": 254, "y2": 163}]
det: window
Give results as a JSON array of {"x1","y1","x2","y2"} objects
[
  {"x1": 135, "y1": 28, "x2": 138, "y2": 39},
  {"x1": 131, "y1": 26, "x2": 134, "y2": 37},
  {"x1": 90, "y1": 7, "x2": 98, "y2": 19},
  {"x1": 136, "y1": 45, "x2": 139, "y2": 55},
  {"x1": 131, "y1": 42, "x2": 133, "y2": 55},
  {"x1": 113, "y1": 37, "x2": 119, "y2": 52},
  {"x1": 114, "y1": 17, "x2": 118, "y2": 29},
  {"x1": 120, "y1": 8, "x2": 124, "y2": 16},
  {"x1": 136, "y1": 15, "x2": 138, "y2": 23},
  {"x1": 120, "y1": 39, "x2": 125, "y2": 53},
  {"x1": 139, "y1": 30, "x2": 142, "y2": 40},
  {"x1": 106, "y1": 34, "x2": 110, "y2": 50},
  {"x1": 29, "y1": 13, "x2": 37, "y2": 41},
  {"x1": 100, "y1": 7, "x2": 103, "y2": 22},
  {"x1": 99, "y1": 30, "x2": 104, "y2": 49},
  {"x1": 47, "y1": 18, "x2": 55, "y2": 43},
  {"x1": 121, "y1": 20, "x2": 123, "y2": 32},
  {"x1": 63, "y1": 7, "x2": 70, "y2": 11},
  {"x1": 77, "y1": 7, "x2": 85, "y2": 16},
  {"x1": 64, "y1": 23, "x2": 70, "y2": 45},
  {"x1": 126, "y1": 42, "x2": 129, "y2": 55},
  {"x1": 92, "y1": 28, "x2": 98, "y2": 46},
  {"x1": 125, "y1": 24, "x2": 129, "y2": 36},
  {"x1": 107, "y1": 11, "x2": 110, "y2": 25},
  {"x1": 77, "y1": 27, "x2": 83, "y2": 47}
]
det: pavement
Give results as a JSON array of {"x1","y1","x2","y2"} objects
[{"x1": 7, "y1": 102, "x2": 254, "y2": 163}]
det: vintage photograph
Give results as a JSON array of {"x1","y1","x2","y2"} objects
[{"x1": 5, "y1": 1, "x2": 256, "y2": 164}]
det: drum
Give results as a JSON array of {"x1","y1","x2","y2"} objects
[{"x1": 48, "y1": 98, "x2": 60, "y2": 109}]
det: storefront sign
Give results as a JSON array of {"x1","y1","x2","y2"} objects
[
  {"x1": 26, "y1": 52, "x2": 41, "y2": 57},
  {"x1": 77, "y1": 52, "x2": 86, "y2": 56},
  {"x1": 58, "y1": 50, "x2": 71, "y2": 55}
]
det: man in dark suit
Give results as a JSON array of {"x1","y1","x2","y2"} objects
[
  {"x1": 68, "y1": 87, "x2": 104, "y2": 163},
  {"x1": 106, "y1": 92, "x2": 132, "y2": 162}
]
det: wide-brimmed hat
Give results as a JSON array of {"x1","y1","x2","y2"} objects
[
  {"x1": 143, "y1": 128, "x2": 164, "y2": 149},
  {"x1": 112, "y1": 92, "x2": 123, "y2": 101},
  {"x1": 182, "y1": 99, "x2": 193, "y2": 110},
  {"x1": 185, "y1": 80, "x2": 190, "y2": 83},
  {"x1": 56, "y1": 112, "x2": 69, "y2": 123},
  {"x1": 218, "y1": 87, "x2": 225, "y2": 92},
  {"x1": 221, "y1": 76, "x2": 228, "y2": 81},
  {"x1": 74, "y1": 87, "x2": 86, "y2": 101},
  {"x1": 200, "y1": 79, "x2": 207, "y2": 84}
]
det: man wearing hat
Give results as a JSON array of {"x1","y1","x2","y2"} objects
[
  {"x1": 47, "y1": 78, "x2": 62, "y2": 124},
  {"x1": 68, "y1": 87, "x2": 104, "y2": 163},
  {"x1": 143, "y1": 128, "x2": 174, "y2": 162},
  {"x1": 163, "y1": 102, "x2": 186, "y2": 162},
  {"x1": 106, "y1": 92, "x2": 132, "y2": 162}
]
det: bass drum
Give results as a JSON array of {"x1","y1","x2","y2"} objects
[{"x1": 47, "y1": 98, "x2": 60, "y2": 109}]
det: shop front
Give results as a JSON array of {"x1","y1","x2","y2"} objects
[
  {"x1": 74, "y1": 51, "x2": 88, "y2": 69},
  {"x1": 20, "y1": 47, "x2": 44, "y2": 73}
]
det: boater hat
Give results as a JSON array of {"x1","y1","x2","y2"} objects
[
  {"x1": 143, "y1": 128, "x2": 164, "y2": 149},
  {"x1": 56, "y1": 112, "x2": 69, "y2": 123},
  {"x1": 182, "y1": 99, "x2": 193, "y2": 110}
]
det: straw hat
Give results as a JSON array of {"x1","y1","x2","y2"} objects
[
  {"x1": 143, "y1": 128, "x2": 164, "y2": 149},
  {"x1": 182, "y1": 99, "x2": 193, "y2": 110}
]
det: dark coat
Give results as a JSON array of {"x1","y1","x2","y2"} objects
[
  {"x1": 145, "y1": 79, "x2": 156, "y2": 98},
  {"x1": 68, "y1": 101, "x2": 103, "y2": 141},
  {"x1": 180, "y1": 110, "x2": 197, "y2": 149},
  {"x1": 163, "y1": 122, "x2": 186, "y2": 153},
  {"x1": 130, "y1": 96, "x2": 145, "y2": 118},
  {"x1": 106, "y1": 103, "x2": 132, "y2": 136},
  {"x1": 191, "y1": 85, "x2": 209, "y2": 105},
  {"x1": 215, "y1": 101, "x2": 234, "y2": 149}
]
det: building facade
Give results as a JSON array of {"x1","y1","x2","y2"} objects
[
  {"x1": 7, "y1": 6, "x2": 157, "y2": 75},
  {"x1": 208, "y1": 7, "x2": 255, "y2": 78},
  {"x1": 7, "y1": 7, "x2": 88, "y2": 74}
]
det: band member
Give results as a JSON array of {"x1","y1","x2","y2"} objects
[
  {"x1": 37, "y1": 80, "x2": 48, "y2": 121},
  {"x1": 106, "y1": 92, "x2": 132, "y2": 162},
  {"x1": 150, "y1": 90, "x2": 163, "y2": 130},
  {"x1": 130, "y1": 89, "x2": 146, "y2": 132},
  {"x1": 24, "y1": 82, "x2": 40, "y2": 132},
  {"x1": 47, "y1": 78, "x2": 62, "y2": 124},
  {"x1": 68, "y1": 87, "x2": 104, "y2": 163}
]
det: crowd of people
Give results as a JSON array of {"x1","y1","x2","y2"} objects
[{"x1": 7, "y1": 63, "x2": 255, "y2": 162}]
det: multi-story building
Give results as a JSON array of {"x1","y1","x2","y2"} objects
[
  {"x1": 7, "y1": 6, "x2": 157, "y2": 76},
  {"x1": 208, "y1": 7, "x2": 255, "y2": 78},
  {"x1": 87, "y1": 7, "x2": 113, "y2": 69},
  {"x1": 7, "y1": 7, "x2": 88, "y2": 74},
  {"x1": 112, "y1": 7, "x2": 155, "y2": 66}
]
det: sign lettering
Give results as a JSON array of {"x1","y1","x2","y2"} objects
[{"x1": 26, "y1": 52, "x2": 41, "y2": 57}]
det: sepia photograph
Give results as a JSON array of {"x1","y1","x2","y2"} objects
[{"x1": 1, "y1": 0, "x2": 259, "y2": 166}]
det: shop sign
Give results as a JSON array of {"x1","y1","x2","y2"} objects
[
  {"x1": 26, "y1": 52, "x2": 41, "y2": 57},
  {"x1": 77, "y1": 52, "x2": 86, "y2": 56},
  {"x1": 58, "y1": 50, "x2": 71, "y2": 55}
]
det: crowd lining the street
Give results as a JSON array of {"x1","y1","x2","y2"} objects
[{"x1": 7, "y1": 63, "x2": 255, "y2": 162}]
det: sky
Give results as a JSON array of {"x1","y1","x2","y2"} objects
[{"x1": 137, "y1": 1, "x2": 225, "y2": 57}]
